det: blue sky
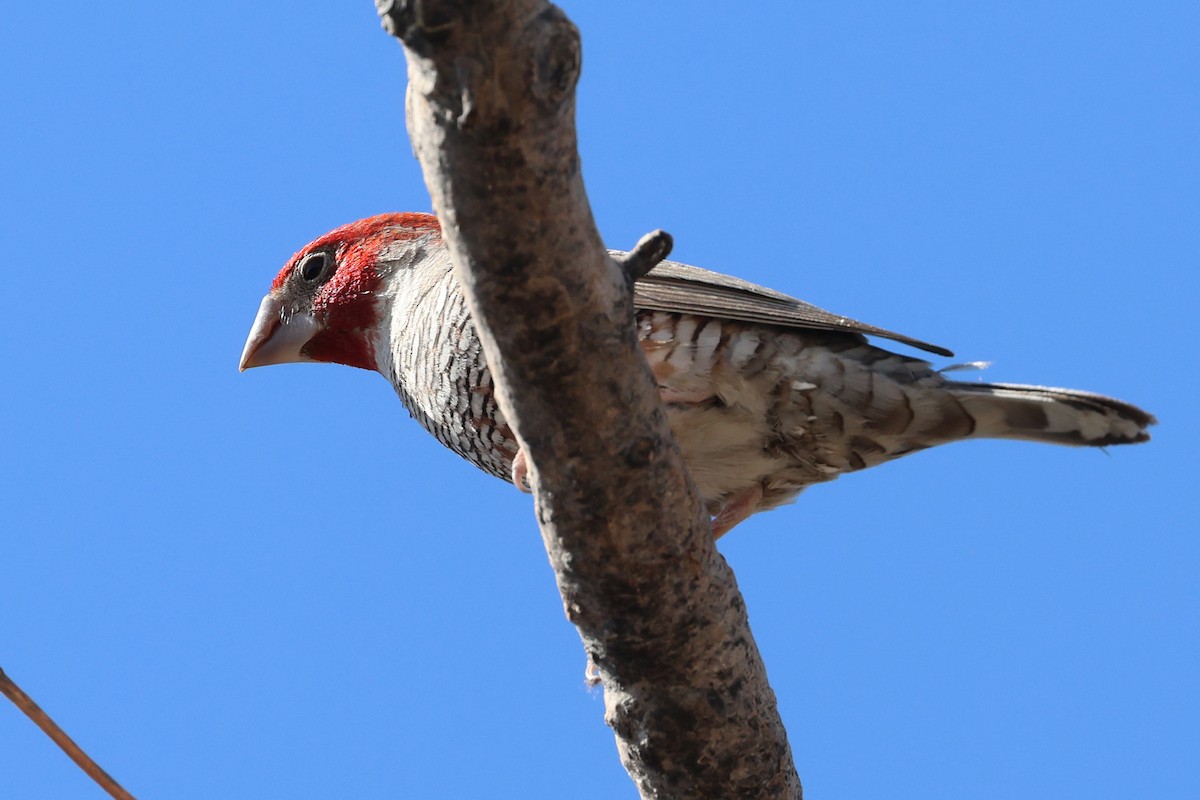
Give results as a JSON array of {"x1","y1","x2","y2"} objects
[{"x1": 2, "y1": 2, "x2": 1196, "y2": 798}]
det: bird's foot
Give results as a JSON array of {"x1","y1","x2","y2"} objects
[
  {"x1": 584, "y1": 656, "x2": 601, "y2": 687},
  {"x1": 511, "y1": 449, "x2": 532, "y2": 493},
  {"x1": 711, "y1": 484, "x2": 765, "y2": 538}
]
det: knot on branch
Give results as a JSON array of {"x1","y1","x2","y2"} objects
[
  {"x1": 527, "y1": 7, "x2": 582, "y2": 110},
  {"x1": 377, "y1": 0, "x2": 454, "y2": 51},
  {"x1": 617, "y1": 229, "x2": 674, "y2": 284}
]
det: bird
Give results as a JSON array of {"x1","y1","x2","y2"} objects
[{"x1": 240, "y1": 212, "x2": 1155, "y2": 536}]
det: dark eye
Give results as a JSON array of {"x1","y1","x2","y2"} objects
[{"x1": 298, "y1": 252, "x2": 331, "y2": 284}]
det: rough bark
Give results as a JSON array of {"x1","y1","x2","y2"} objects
[{"x1": 376, "y1": 2, "x2": 801, "y2": 797}]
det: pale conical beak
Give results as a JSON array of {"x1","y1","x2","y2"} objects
[{"x1": 239, "y1": 295, "x2": 321, "y2": 371}]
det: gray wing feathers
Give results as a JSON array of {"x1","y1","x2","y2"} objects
[{"x1": 628, "y1": 257, "x2": 955, "y2": 358}]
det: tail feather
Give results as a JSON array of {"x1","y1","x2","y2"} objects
[{"x1": 950, "y1": 382, "x2": 1156, "y2": 447}]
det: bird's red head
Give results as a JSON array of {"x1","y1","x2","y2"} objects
[{"x1": 240, "y1": 213, "x2": 442, "y2": 372}]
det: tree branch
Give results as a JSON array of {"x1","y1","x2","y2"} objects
[
  {"x1": 377, "y1": 1, "x2": 801, "y2": 796},
  {"x1": 0, "y1": 667, "x2": 135, "y2": 800}
]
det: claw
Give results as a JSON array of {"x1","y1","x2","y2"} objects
[
  {"x1": 511, "y1": 449, "x2": 532, "y2": 493},
  {"x1": 584, "y1": 656, "x2": 601, "y2": 687},
  {"x1": 711, "y1": 484, "x2": 765, "y2": 538}
]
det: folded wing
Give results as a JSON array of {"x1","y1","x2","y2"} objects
[{"x1": 631, "y1": 259, "x2": 954, "y2": 358}]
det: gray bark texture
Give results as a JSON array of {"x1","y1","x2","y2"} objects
[{"x1": 376, "y1": 2, "x2": 802, "y2": 797}]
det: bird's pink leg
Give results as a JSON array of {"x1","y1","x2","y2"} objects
[
  {"x1": 511, "y1": 449, "x2": 532, "y2": 493},
  {"x1": 711, "y1": 484, "x2": 765, "y2": 539}
]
